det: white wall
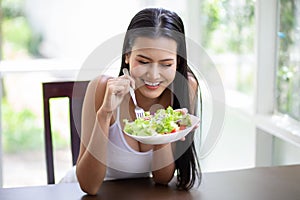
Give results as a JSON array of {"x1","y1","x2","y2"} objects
[
  {"x1": 23, "y1": 0, "x2": 197, "y2": 61},
  {"x1": 24, "y1": 0, "x2": 143, "y2": 60},
  {"x1": 273, "y1": 138, "x2": 300, "y2": 165}
]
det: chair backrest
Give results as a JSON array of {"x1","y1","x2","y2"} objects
[{"x1": 42, "y1": 81, "x2": 89, "y2": 184}]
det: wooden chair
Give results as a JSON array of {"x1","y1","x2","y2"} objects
[{"x1": 42, "y1": 81, "x2": 89, "y2": 184}]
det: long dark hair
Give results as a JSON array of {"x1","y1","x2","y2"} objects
[{"x1": 118, "y1": 8, "x2": 201, "y2": 190}]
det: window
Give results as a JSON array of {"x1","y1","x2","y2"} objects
[
  {"x1": 255, "y1": 0, "x2": 300, "y2": 167},
  {"x1": 200, "y1": 0, "x2": 255, "y2": 96},
  {"x1": 276, "y1": 0, "x2": 300, "y2": 121}
]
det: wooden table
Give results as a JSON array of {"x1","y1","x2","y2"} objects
[{"x1": 0, "y1": 165, "x2": 299, "y2": 200}]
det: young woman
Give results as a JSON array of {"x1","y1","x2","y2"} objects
[{"x1": 75, "y1": 8, "x2": 201, "y2": 195}]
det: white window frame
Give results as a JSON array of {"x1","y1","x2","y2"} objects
[{"x1": 255, "y1": 0, "x2": 300, "y2": 166}]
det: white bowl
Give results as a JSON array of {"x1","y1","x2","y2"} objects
[{"x1": 123, "y1": 114, "x2": 200, "y2": 145}]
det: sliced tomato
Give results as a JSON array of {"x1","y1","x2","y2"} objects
[
  {"x1": 171, "y1": 129, "x2": 177, "y2": 133},
  {"x1": 170, "y1": 127, "x2": 180, "y2": 133},
  {"x1": 179, "y1": 125, "x2": 186, "y2": 130}
]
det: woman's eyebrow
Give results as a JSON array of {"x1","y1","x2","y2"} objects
[
  {"x1": 137, "y1": 54, "x2": 174, "y2": 62},
  {"x1": 137, "y1": 54, "x2": 152, "y2": 61}
]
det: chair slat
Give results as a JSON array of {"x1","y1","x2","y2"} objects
[{"x1": 42, "y1": 81, "x2": 89, "y2": 184}]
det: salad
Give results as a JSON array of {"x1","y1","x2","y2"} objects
[{"x1": 123, "y1": 106, "x2": 192, "y2": 136}]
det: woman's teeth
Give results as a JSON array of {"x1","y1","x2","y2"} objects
[{"x1": 144, "y1": 81, "x2": 160, "y2": 86}]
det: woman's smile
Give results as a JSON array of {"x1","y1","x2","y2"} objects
[{"x1": 143, "y1": 80, "x2": 161, "y2": 90}]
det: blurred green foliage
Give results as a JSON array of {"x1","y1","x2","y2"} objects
[
  {"x1": 1, "y1": 0, "x2": 68, "y2": 153},
  {"x1": 200, "y1": 0, "x2": 221, "y2": 48},
  {"x1": 200, "y1": 0, "x2": 299, "y2": 118},
  {"x1": 2, "y1": 98, "x2": 43, "y2": 153},
  {"x1": 2, "y1": 0, "x2": 24, "y2": 19},
  {"x1": 2, "y1": 17, "x2": 31, "y2": 50},
  {"x1": 2, "y1": 0, "x2": 43, "y2": 58},
  {"x1": 200, "y1": 0, "x2": 255, "y2": 94},
  {"x1": 277, "y1": 0, "x2": 300, "y2": 120},
  {"x1": 2, "y1": 98, "x2": 68, "y2": 153},
  {"x1": 200, "y1": 0, "x2": 255, "y2": 53}
]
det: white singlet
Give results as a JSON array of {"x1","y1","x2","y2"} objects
[
  {"x1": 60, "y1": 108, "x2": 153, "y2": 183},
  {"x1": 105, "y1": 107, "x2": 153, "y2": 180}
]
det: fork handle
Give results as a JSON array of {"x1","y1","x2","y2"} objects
[
  {"x1": 129, "y1": 87, "x2": 137, "y2": 106},
  {"x1": 123, "y1": 68, "x2": 138, "y2": 106}
]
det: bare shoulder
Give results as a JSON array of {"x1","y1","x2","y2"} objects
[
  {"x1": 187, "y1": 72, "x2": 198, "y2": 91},
  {"x1": 85, "y1": 75, "x2": 114, "y2": 111},
  {"x1": 187, "y1": 72, "x2": 199, "y2": 114},
  {"x1": 86, "y1": 75, "x2": 112, "y2": 96}
]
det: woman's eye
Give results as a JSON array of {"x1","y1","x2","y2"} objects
[
  {"x1": 161, "y1": 63, "x2": 173, "y2": 67},
  {"x1": 138, "y1": 60, "x2": 149, "y2": 64}
]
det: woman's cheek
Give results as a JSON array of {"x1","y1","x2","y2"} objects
[
  {"x1": 164, "y1": 67, "x2": 177, "y2": 79},
  {"x1": 130, "y1": 64, "x2": 147, "y2": 77}
]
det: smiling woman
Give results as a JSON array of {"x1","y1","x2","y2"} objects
[{"x1": 74, "y1": 8, "x2": 202, "y2": 195}]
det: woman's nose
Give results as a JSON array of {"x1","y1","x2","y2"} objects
[{"x1": 147, "y1": 63, "x2": 160, "y2": 79}]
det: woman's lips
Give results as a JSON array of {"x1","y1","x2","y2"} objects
[
  {"x1": 143, "y1": 80, "x2": 160, "y2": 90},
  {"x1": 145, "y1": 84, "x2": 160, "y2": 90}
]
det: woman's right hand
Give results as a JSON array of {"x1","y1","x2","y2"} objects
[{"x1": 100, "y1": 74, "x2": 135, "y2": 114}]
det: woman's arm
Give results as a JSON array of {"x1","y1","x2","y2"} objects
[
  {"x1": 76, "y1": 76, "x2": 113, "y2": 195},
  {"x1": 76, "y1": 74, "x2": 133, "y2": 195},
  {"x1": 151, "y1": 143, "x2": 175, "y2": 185}
]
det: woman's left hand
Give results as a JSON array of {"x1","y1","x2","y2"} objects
[{"x1": 175, "y1": 108, "x2": 199, "y2": 142}]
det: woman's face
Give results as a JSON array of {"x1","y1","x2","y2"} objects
[{"x1": 126, "y1": 37, "x2": 177, "y2": 99}]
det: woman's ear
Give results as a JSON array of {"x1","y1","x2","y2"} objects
[{"x1": 125, "y1": 53, "x2": 130, "y2": 64}]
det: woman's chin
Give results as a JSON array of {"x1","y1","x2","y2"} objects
[{"x1": 139, "y1": 86, "x2": 165, "y2": 99}]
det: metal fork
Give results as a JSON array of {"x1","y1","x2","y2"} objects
[{"x1": 123, "y1": 68, "x2": 145, "y2": 118}]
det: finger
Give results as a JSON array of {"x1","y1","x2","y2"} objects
[
  {"x1": 109, "y1": 77, "x2": 131, "y2": 92},
  {"x1": 119, "y1": 79, "x2": 132, "y2": 93},
  {"x1": 110, "y1": 85, "x2": 127, "y2": 95},
  {"x1": 175, "y1": 108, "x2": 188, "y2": 115},
  {"x1": 192, "y1": 124, "x2": 199, "y2": 131},
  {"x1": 119, "y1": 75, "x2": 135, "y2": 90},
  {"x1": 121, "y1": 71, "x2": 136, "y2": 89},
  {"x1": 180, "y1": 137, "x2": 186, "y2": 141},
  {"x1": 129, "y1": 77, "x2": 135, "y2": 90}
]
